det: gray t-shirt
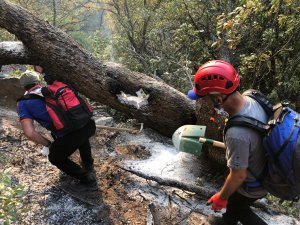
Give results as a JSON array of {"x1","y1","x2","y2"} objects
[{"x1": 225, "y1": 96, "x2": 268, "y2": 198}]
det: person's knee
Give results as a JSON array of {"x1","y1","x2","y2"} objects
[{"x1": 48, "y1": 153, "x2": 63, "y2": 166}]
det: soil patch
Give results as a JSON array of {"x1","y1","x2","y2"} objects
[{"x1": 115, "y1": 143, "x2": 151, "y2": 160}]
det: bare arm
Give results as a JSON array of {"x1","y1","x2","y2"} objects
[
  {"x1": 219, "y1": 168, "x2": 247, "y2": 200},
  {"x1": 21, "y1": 120, "x2": 51, "y2": 147}
]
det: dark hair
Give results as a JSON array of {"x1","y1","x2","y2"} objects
[
  {"x1": 24, "y1": 83, "x2": 38, "y2": 91},
  {"x1": 44, "y1": 75, "x2": 55, "y2": 85},
  {"x1": 222, "y1": 85, "x2": 240, "y2": 102}
]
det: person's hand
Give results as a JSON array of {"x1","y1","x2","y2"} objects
[
  {"x1": 41, "y1": 141, "x2": 52, "y2": 156},
  {"x1": 41, "y1": 146, "x2": 49, "y2": 156},
  {"x1": 207, "y1": 193, "x2": 227, "y2": 211}
]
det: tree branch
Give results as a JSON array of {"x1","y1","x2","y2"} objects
[{"x1": 118, "y1": 166, "x2": 215, "y2": 198}]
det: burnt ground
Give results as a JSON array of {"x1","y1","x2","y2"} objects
[
  {"x1": 0, "y1": 104, "x2": 216, "y2": 225},
  {"x1": 0, "y1": 78, "x2": 300, "y2": 225}
]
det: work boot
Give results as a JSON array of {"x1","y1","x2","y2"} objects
[
  {"x1": 207, "y1": 215, "x2": 226, "y2": 225},
  {"x1": 69, "y1": 180, "x2": 99, "y2": 192},
  {"x1": 85, "y1": 170, "x2": 97, "y2": 182},
  {"x1": 81, "y1": 163, "x2": 97, "y2": 180},
  {"x1": 69, "y1": 173, "x2": 99, "y2": 192},
  {"x1": 59, "y1": 171, "x2": 68, "y2": 180},
  {"x1": 81, "y1": 162, "x2": 96, "y2": 174},
  {"x1": 82, "y1": 163, "x2": 95, "y2": 172}
]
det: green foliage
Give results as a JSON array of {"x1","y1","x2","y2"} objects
[
  {"x1": 106, "y1": 108, "x2": 128, "y2": 123},
  {"x1": 0, "y1": 152, "x2": 8, "y2": 165},
  {"x1": 11, "y1": 0, "x2": 97, "y2": 30},
  {"x1": 266, "y1": 194, "x2": 297, "y2": 217},
  {"x1": 10, "y1": 0, "x2": 110, "y2": 59},
  {"x1": 0, "y1": 169, "x2": 27, "y2": 225},
  {"x1": 86, "y1": 30, "x2": 111, "y2": 60},
  {"x1": 217, "y1": 0, "x2": 300, "y2": 105},
  {"x1": 0, "y1": 29, "x2": 16, "y2": 42},
  {"x1": 105, "y1": 0, "x2": 300, "y2": 106},
  {"x1": 106, "y1": 0, "x2": 226, "y2": 92}
]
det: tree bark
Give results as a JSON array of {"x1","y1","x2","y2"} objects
[{"x1": 0, "y1": 0, "x2": 196, "y2": 137}]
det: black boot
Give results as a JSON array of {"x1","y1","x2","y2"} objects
[
  {"x1": 82, "y1": 163, "x2": 97, "y2": 181},
  {"x1": 81, "y1": 161, "x2": 96, "y2": 175},
  {"x1": 82, "y1": 163, "x2": 95, "y2": 173},
  {"x1": 207, "y1": 215, "x2": 227, "y2": 225},
  {"x1": 69, "y1": 171, "x2": 99, "y2": 192}
]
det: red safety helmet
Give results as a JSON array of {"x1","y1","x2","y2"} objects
[{"x1": 188, "y1": 60, "x2": 240, "y2": 100}]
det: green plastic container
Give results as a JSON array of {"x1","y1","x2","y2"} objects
[{"x1": 172, "y1": 125, "x2": 206, "y2": 156}]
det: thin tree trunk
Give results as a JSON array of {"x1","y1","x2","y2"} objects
[{"x1": 52, "y1": 0, "x2": 57, "y2": 26}]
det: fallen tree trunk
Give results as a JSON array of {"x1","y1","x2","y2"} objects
[{"x1": 0, "y1": 0, "x2": 196, "y2": 137}]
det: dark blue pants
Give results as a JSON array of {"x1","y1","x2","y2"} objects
[
  {"x1": 223, "y1": 192, "x2": 268, "y2": 225},
  {"x1": 48, "y1": 120, "x2": 96, "y2": 181}
]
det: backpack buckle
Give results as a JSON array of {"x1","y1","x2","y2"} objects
[
  {"x1": 294, "y1": 113, "x2": 299, "y2": 122},
  {"x1": 294, "y1": 114, "x2": 300, "y2": 127}
]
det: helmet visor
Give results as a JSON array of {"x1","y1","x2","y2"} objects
[{"x1": 187, "y1": 89, "x2": 202, "y2": 100}]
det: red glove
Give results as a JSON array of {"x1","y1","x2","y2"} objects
[{"x1": 207, "y1": 193, "x2": 227, "y2": 211}]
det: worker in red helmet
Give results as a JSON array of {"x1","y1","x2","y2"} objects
[{"x1": 188, "y1": 60, "x2": 268, "y2": 225}]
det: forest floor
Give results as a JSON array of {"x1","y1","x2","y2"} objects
[{"x1": 1, "y1": 78, "x2": 300, "y2": 225}]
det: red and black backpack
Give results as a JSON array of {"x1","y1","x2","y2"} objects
[
  {"x1": 40, "y1": 80, "x2": 93, "y2": 133},
  {"x1": 18, "y1": 81, "x2": 93, "y2": 133}
]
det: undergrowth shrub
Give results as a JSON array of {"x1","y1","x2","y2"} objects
[{"x1": 0, "y1": 169, "x2": 27, "y2": 225}]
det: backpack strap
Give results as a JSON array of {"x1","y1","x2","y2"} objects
[
  {"x1": 224, "y1": 89, "x2": 275, "y2": 135},
  {"x1": 53, "y1": 87, "x2": 68, "y2": 110},
  {"x1": 42, "y1": 85, "x2": 68, "y2": 110},
  {"x1": 242, "y1": 180, "x2": 262, "y2": 188},
  {"x1": 224, "y1": 115, "x2": 269, "y2": 135},
  {"x1": 17, "y1": 94, "x2": 44, "y2": 102},
  {"x1": 275, "y1": 112, "x2": 299, "y2": 158},
  {"x1": 242, "y1": 89, "x2": 274, "y2": 116}
]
